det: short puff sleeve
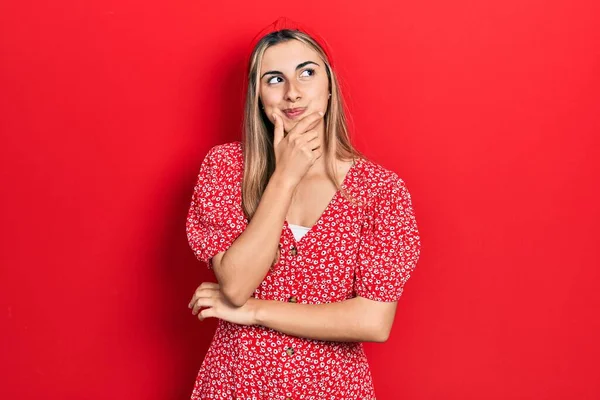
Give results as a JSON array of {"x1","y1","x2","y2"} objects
[
  {"x1": 185, "y1": 144, "x2": 248, "y2": 269},
  {"x1": 353, "y1": 177, "x2": 422, "y2": 302}
]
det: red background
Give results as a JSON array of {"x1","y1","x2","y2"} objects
[{"x1": 1, "y1": 1, "x2": 599, "y2": 399}]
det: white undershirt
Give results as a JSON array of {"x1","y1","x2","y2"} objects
[{"x1": 288, "y1": 223, "x2": 311, "y2": 241}]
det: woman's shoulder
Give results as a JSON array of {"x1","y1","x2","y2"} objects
[
  {"x1": 356, "y1": 157, "x2": 408, "y2": 197},
  {"x1": 196, "y1": 141, "x2": 243, "y2": 183},
  {"x1": 354, "y1": 157, "x2": 416, "y2": 215},
  {"x1": 206, "y1": 141, "x2": 243, "y2": 166}
]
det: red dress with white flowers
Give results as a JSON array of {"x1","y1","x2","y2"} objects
[{"x1": 186, "y1": 141, "x2": 421, "y2": 400}]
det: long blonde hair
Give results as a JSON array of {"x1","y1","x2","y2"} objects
[{"x1": 241, "y1": 29, "x2": 366, "y2": 220}]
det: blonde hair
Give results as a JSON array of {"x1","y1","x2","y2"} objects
[{"x1": 241, "y1": 29, "x2": 366, "y2": 220}]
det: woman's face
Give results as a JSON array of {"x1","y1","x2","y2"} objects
[{"x1": 258, "y1": 39, "x2": 329, "y2": 134}]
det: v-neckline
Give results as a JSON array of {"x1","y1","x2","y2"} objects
[{"x1": 283, "y1": 158, "x2": 360, "y2": 246}]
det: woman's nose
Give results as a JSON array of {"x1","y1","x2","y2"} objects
[{"x1": 284, "y1": 81, "x2": 301, "y2": 101}]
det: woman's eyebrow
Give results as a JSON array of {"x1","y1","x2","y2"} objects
[{"x1": 261, "y1": 61, "x2": 320, "y2": 79}]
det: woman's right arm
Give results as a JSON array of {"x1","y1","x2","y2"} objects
[
  {"x1": 212, "y1": 170, "x2": 294, "y2": 307},
  {"x1": 214, "y1": 111, "x2": 324, "y2": 307}
]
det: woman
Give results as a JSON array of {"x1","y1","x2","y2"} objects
[{"x1": 186, "y1": 17, "x2": 421, "y2": 400}]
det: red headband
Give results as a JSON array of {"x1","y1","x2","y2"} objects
[{"x1": 243, "y1": 17, "x2": 335, "y2": 84}]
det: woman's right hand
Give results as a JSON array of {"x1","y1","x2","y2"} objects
[{"x1": 272, "y1": 111, "x2": 325, "y2": 188}]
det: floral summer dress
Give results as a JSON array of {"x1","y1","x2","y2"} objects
[{"x1": 186, "y1": 141, "x2": 421, "y2": 400}]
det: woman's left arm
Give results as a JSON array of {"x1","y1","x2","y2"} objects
[
  {"x1": 188, "y1": 282, "x2": 396, "y2": 343},
  {"x1": 251, "y1": 296, "x2": 397, "y2": 343}
]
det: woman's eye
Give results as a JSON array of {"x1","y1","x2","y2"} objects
[
  {"x1": 267, "y1": 69, "x2": 315, "y2": 85},
  {"x1": 267, "y1": 76, "x2": 283, "y2": 85},
  {"x1": 300, "y1": 68, "x2": 315, "y2": 77}
]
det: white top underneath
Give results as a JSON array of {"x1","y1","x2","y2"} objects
[{"x1": 288, "y1": 223, "x2": 311, "y2": 241}]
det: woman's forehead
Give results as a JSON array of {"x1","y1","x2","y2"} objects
[{"x1": 261, "y1": 41, "x2": 319, "y2": 70}]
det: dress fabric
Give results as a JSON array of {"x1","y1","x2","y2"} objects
[{"x1": 186, "y1": 141, "x2": 422, "y2": 400}]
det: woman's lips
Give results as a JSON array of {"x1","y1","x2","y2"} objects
[{"x1": 283, "y1": 108, "x2": 306, "y2": 119}]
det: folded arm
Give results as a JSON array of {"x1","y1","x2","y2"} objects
[{"x1": 249, "y1": 295, "x2": 398, "y2": 343}]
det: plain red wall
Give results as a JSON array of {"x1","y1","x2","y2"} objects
[{"x1": 1, "y1": 1, "x2": 599, "y2": 399}]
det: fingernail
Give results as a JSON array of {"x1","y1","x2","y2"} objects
[
  {"x1": 272, "y1": 113, "x2": 276, "y2": 120},
  {"x1": 318, "y1": 111, "x2": 324, "y2": 116}
]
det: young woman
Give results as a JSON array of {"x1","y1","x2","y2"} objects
[{"x1": 186, "y1": 17, "x2": 422, "y2": 400}]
